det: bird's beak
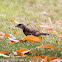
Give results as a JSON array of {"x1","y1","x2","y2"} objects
[{"x1": 15, "y1": 25, "x2": 18, "y2": 27}]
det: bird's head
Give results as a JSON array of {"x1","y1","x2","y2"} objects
[{"x1": 15, "y1": 23, "x2": 25, "y2": 29}]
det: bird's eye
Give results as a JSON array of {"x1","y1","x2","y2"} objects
[{"x1": 18, "y1": 24, "x2": 22, "y2": 26}]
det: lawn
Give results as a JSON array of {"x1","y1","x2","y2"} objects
[{"x1": 0, "y1": 0, "x2": 62, "y2": 62}]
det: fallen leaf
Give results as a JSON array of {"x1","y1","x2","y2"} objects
[
  {"x1": 13, "y1": 30, "x2": 17, "y2": 35},
  {"x1": 26, "y1": 55, "x2": 29, "y2": 58},
  {"x1": 9, "y1": 34, "x2": 16, "y2": 39},
  {"x1": 39, "y1": 25, "x2": 57, "y2": 34},
  {"x1": 0, "y1": 32, "x2": 5, "y2": 36},
  {"x1": 36, "y1": 44, "x2": 56, "y2": 49},
  {"x1": 19, "y1": 40, "x2": 24, "y2": 42},
  {"x1": 13, "y1": 52, "x2": 17, "y2": 55},
  {"x1": 50, "y1": 58, "x2": 62, "y2": 62},
  {"x1": 0, "y1": 53, "x2": 9, "y2": 57},
  {"x1": 0, "y1": 50, "x2": 10, "y2": 54},
  {"x1": 31, "y1": 56, "x2": 41, "y2": 62},
  {"x1": 58, "y1": 32, "x2": 62, "y2": 37},
  {"x1": 15, "y1": 49, "x2": 31, "y2": 57},
  {"x1": 60, "y1": 32, "x2": 62, "y2": 34},
  {"x1": 42, "y1": 55, "x2": 57, "y2": 62},
  {"x1": 5, "y1": 34, "x2": 10, "y2": 37},
  {"x1": 42, "y1": 57, "x2": 48, "y2": 62},
  {"x1": 50, "y1": 57, "x2": 57, "y2": 60},
  {"x1": 16, "y1": 49, "x2": 30, "y2": 53},
  {"x1": 8, "y1": 41, "x2": 17, "y2": 44},
  {"x1": 8, "y1": 37, "x2": 19, "y2": 43},
  {"x1": 42, "y1": 55, "x2": 49, "y2": 61},
  {"x1": 24, "y1": 35, "x2": 41, "y2": 43},
  {"x1": 55, "y1": 41, "x2": 58, "y2": 44},
  {"x1": 37, "y1": 28, "x2": 40, "y2": 30}
]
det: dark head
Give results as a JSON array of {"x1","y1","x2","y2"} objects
[{"x1": 15, "y1": 23, "x2": 25, "y2": 29}]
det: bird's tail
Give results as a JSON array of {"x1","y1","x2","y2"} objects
[{"x1": 40, "y1": 33, "x2": 49, "y2": 35}]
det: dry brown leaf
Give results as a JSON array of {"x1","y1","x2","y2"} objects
[
  {"x1": 36, "y1": 44, "x2": 56, "y2": 49},
  {"x1": 55, "y1": 41, "x2": 58, "y2": 44},
  {"x1": 24, "y1": 35, "x2": 41, "y2": 43}
]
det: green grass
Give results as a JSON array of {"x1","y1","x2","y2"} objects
[{"x1": 0, "y1": 0, "x2": 62, "y2": 62}]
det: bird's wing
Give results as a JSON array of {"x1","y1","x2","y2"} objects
[{"x1": 30, "y1": 28, "x2": 41, "y2": 36}]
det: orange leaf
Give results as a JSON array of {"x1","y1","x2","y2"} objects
[
  {"x1": 40, "y1": 25, "x2": 57, "y2": 34},
  {"x1": 42, "y1": 57, "x2": 48, "y2": 62},
  {"x1": 26, "y1": 55, "x2": 29, "y2": 58},
  {"x1": 36, "y1": 44, "x2": 56, "y2": 49},
  {"x1": 50, "y1": 57, "x2": 57, "y2": 60},
  {"x1": 55, "y1": 41, "x2": 58, "y2": 44},
  {"x1": 32, "y1": 56, "x2": 41, "y2": 60},
  {"x1": 0, "y1": 50, "x2": 10, "y2": 54},
  {"x1": 31, "y1": 56, "x2": 41, "y2": 62},
  {"x1": 42, "y1": 55, "x2": 50, "y2": 61},
  {"x1": 13, "y1": 30, "x2": 17, "y2": 35},
  {"x1": 15, "y1": 49, "x2": 31, "y2": 57},
  {"x1": 16, "y1": 49, "x2": 31, "y2": 54},
  {"x1": 58, "y1": 32, "x2": 62, "y2": 37},
  {"x1": 37, "y1": 28, "x2": 40, "y2": 30},
  {"x1": 5, "y1": 34, "x2": 10, "y2": 37},
  {"x1": 24, "y1": 35, "x2": 41, "y2": 43},
  {"x1": 60, "y1": 32, "x2": 62, "y2": 34},
  {"x1": 42, "y1": 55, "x2": 48, "y2": 59},
  {"x1": 42, "y1": 55, "x2": 57, "y2": 62},
  {"x1": 19, "y1": 40, "x2": 23, "y2": 42},
  {"x1": 17, "y1": 53, "x2": 24, "y2": 57}
]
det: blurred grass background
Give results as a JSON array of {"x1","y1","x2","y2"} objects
[{"x1": 0, "y1": 0, "x2": 62, "y2": 61}]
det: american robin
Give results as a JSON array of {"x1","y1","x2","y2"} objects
[{"x1": 15, "y1": 23, "x2": 49, "y2": 36}]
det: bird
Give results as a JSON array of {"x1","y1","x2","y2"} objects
[{"x1": 15, "y1": 23, "x2": 49, "y2": 36}]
